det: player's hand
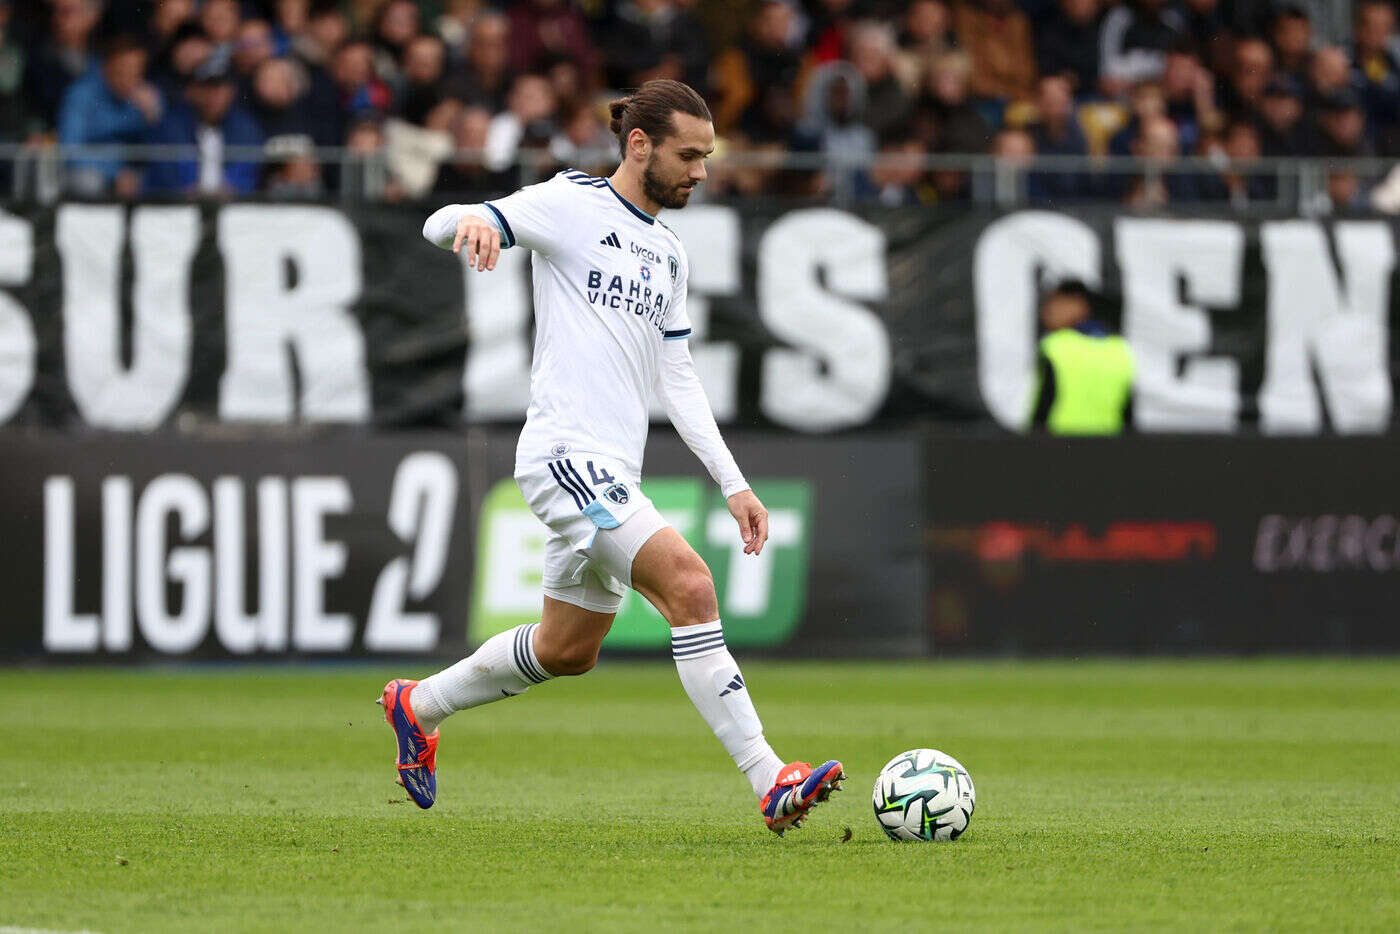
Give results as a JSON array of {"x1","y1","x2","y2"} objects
[
  {"x1": 726, "y1": 489, "x2": 768, "y2": 556},
  {"x1": 452, "y1": 214, "x2": 501, "y2": 271}
]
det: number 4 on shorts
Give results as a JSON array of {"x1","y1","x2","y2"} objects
[{"x1": 587, "y1": 461, "x2": 616, "y2": 486}]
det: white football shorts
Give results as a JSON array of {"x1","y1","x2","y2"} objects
[{"x1": 514, "y1": 450, "x2": 669, "y2": 613}]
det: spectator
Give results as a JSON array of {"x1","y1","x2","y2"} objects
[
  {"x1": 507, "y1": 0, "x2": 595, "y2": 77},
  {"x1": 200, "y1": 0, "x2": 242, "y2": 58},
  {"x1": 483, "y1": 72, "x2": 556, "y2": 172},
  {"x1": 147, "y1": 53, "x2": 263, "y2": 196},
  {"x1": 856, "y1": 137, "x2": 930, "y2": 205},
  {"x1": 396, "y1": 34, "x2": 449, "y2": 127},
  {"x1": 294, "y1": 2, "x2": 347, "y2": 71},
  {"x1": 272, "y1": 0, "x2": 310, "y2": 46},
  {"x1": 372, "y1": 0, "x2": 421, "y2": 85},
  {"x1": 1100, "y1": 0, "x2": 1185, "y2": 96},
  {"x1": 435, "y1": 0, "x2": 486, "y2": 60},
  {"x1": 848, "y1": 20, "x2": 911, "y2": 139},
  {"x1": 954, "y1": 0, "x2": 1035, "y2": 104},
  {"x1": 1259, "y1": 74, "x2": 1306, "y2": 156},
  {"x1": 1034, "y1": 0, "x2": 1102, "y2": 96},
  {"x1": 152, "y1": 27, "x2": 213, "y2": 99},
  {"x1": 1271, "y1": 4, "x2": 1314, "y2": 86},
  {"x1": 58, "y1": 35, "x2": 164, "y2": 197},
  {"x1": 150, "y1": 0, "x2": 196, "y2": 53},
  {"x1": 1198, "y1": 120, "x2": 1272, "y2": 206},
  {"x1": 711, "y1": 0, "x2": 802, "y2": 141},
  {"x1": 1030, "y1": 280, "x2": 1134, "y2": 436},
  {"x1": 234, "y1": 19, "x2": 277, "y2": 81},
  {"x1": 1175, "y1": 0, "x2": 1228, "y2": 73},
  {"x1": 1220, "y1": 36, "x2": 1273, "y2": 123},
  {"x1": 914, "y1": 50, "x2": 991, "y2": 156},
  {"x1": 23, "y1": 0, "x2": 102, "y2": 131},
  {"x1": 455, "y1": 11, "x2": 512, "y2": 112},
  {"x1": 1309, "y1": 44, "x2": 1354, "y2": 104},
  {"x1": 263, "y1": 133, "x2": 322, "y2": 197},
  {"x1": 1028, "y1": 73, "x2": 1089, "y2": 202},
  {"x1": 1162, "y1": 43, "x2": 1218, "y2": 152},
  {"x1": 894, "y1": 0, "x2": 955, "y2": 94},
  {"x1": 1109, "y1": 80, "x2": 1167, "y2": 155},
  {"x1": 604, "y1": 0, "x2": 709, "y2": 92},
  {"x1": 808, "y1": 0, "x2": 859, "y2": 66},
  {"x1": 550, "y1": 101, "x2": 617, "y2": 173},
  {"x1": 796, "y1": 63, "x2": 876, "y2": 196},
  {"x1": 433, "y1": 103, "x2": 512, "y2": 193},
  {"x1": 0, "y1": 0, "x2": 32, "y2": 142},
  {"x1": 1350, "y1": 0, "x2": 1400, "y2": 140},
  {"x1": 1317, "y1": 87, "x2": 1373, "y2": 158},
  {"x1": 1123, "y1": 113, "x2": 1194, "y2": 207},
  {"x1": 332, "y1": 38, "x2": 392, "y2": 120},
  {"x1": 251, "y1": 57, "x2": 317, "y2": 148}
]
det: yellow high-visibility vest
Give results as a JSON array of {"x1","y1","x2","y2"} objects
[{"x1": 1038, "y1": 329, "x2": 1135, "y2": 435}]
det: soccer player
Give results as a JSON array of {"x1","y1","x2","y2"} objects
[{"x1": 380, "y1": 79, "x2": 843, "y2": 834}]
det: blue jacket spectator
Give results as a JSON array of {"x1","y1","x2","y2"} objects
[
  {"x1": 57, "y1": 36, "x2": 164, "y2": 194},
  {"x1": 146, "y1": 55, "x2": 264, "y2": 196}
]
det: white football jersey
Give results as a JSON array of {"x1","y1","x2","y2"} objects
[{"x1": 484, "y1": 170, "x2": 692, "y2": 477}]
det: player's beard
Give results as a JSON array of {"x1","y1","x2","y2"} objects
[{"x1": 642, "y1": 160, "x2": 694, "y2": 210}]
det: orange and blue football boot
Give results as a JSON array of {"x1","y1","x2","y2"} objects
[
  {"x1": 377, "y1": 679, "x2": 438, "y2": 809},
  {"x1": 760, "y1": 759, "x2": 845, "y2": 835}
]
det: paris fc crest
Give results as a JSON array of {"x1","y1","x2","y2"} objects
[{"x1": 604, "y1": 483, "x2": 630, "y2": 505}]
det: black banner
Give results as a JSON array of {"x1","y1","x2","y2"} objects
[
  {"x1": 0, "y1": 429, "x2": 923, "y2": 660},
  {"x1": 925, "y1": 433, "x2": 1400, "y2": 652},
  {"x1": 0, "y1": 201, "x2": 1397, "y2": 433}
]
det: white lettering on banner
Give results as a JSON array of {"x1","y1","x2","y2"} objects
[
  {"x1": 213, "y1": 477, "x2": 290, "y2": 654},
  {"x1": 973, "y1": 211, "x2": 1101, "y2": 429},
  {"x1": 1117, "y1": 219, "x2": 1244, "y2": 431},
  {"x1": 462, "y1": 242, "x2": 533, "y2": 419},
  {"x1": 218, "y1": 206, "x2": 370, "y2": 422},
  {"x1": 0, "y1": 210, "x2": 35, "y2": 421},
  {"x1": 705, "y1": 509, "x2": 802, "y2": 615},
  {"x1": 1258, "y1": 222, "x2": 1394, "y2": 434},
  {"x1": 291, "y1": 476, "x2": 354, "y2": 651},
  {"x1": 757, "y1": 208, "x2": 890, "y2": 430},
  {"x1": 135, "y1": 474, "x2": 211, "y2": 654},
  {"x1": 101, "y1": 476, "x2": 133, "y2": 652},
  {"x1": 43, "y1": 476, "x2": 97, "y2": 651},
  {"x1": 40, "y1": 453, "x2": 459, "y2": 655},
  {"x1": 56, "y1": 205, "x2": 198, "y2": 428},
  {"x1": 648, "y1": 207, "x2": 740, "y2": 421},
  {"x1": 365, "y1": 452, "x2": 457, "y2": 652},
  {"x1": 1254, "y1": 514, "x2": 1400, "y2": 572}
]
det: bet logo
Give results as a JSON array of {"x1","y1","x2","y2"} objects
[{"x1": 604, "y1": 483, "x2": 630, "y2": 505}]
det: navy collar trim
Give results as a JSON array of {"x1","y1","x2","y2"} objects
[{"x1": 605, "y1": 179, "x2": 655, "y2": 225}]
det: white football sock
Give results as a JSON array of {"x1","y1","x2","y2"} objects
[
  {"x1": 671, "y1": 621, "x2": 786, "y2": 798},
  {"x1": 411, "y1": 623, "x2": 553, "y2": 734}
]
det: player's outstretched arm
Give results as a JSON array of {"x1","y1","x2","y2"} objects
[
  {"x1": 421, "y1": 204, "x2": 502, "y2": 271},
  {"x1": 656, "y1": 338, "x2": 768, "y2": 555}
]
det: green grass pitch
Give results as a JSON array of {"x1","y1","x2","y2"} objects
[{"x1": 2, "y1": 659, "x2": 1397, "y2": 932}]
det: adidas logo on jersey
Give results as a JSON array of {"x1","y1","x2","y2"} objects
[{"x1": 600, "y1": 232, "x2": 621, "y2": 248}]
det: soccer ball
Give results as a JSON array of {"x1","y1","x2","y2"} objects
[{"x1": 872, "y1": 748, "x2": 975, "y2": 841}]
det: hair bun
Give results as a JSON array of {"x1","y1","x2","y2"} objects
[{"x1": 608, "y1": 97, "x2": 631, "y2": 135}]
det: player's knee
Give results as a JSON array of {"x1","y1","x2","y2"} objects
[
  {"x1": 669, "y1": 565, "x2": 718, "y2": 626},
  {"x1": 538, "y1": 638, "x2": 598, "y2": 677}
]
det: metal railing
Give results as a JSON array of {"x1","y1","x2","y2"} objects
[{"x1": 1, "y1": 142, "x2": 1394, "y2": 214}]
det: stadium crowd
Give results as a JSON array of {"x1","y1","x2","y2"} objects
[{"x1": 1, "y1": 0, "x2": 1398, "y2": 205}]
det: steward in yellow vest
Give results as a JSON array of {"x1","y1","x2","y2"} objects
[{"x1": 1029, "y1": 282, "x2": 1134, "y2": 434}]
